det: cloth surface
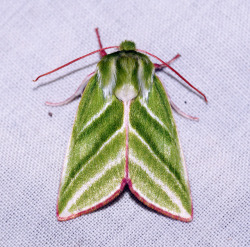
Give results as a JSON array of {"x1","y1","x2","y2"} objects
[{"x1": 0, "y1": 0, "x2": 249, "y2": 246}]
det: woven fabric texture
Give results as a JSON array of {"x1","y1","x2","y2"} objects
[{"x1": 0, "y1": 1, "x2": 249, "y2": 246}]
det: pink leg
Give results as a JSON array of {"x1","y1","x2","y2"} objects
[
  {"x1": 155, "y1": 54, "x2": 198, "y2": 120},
  {"x1": 158, "y1": 75, "x2": 199, "y2": 121},
  {"x1": 154, "y1": 54, "x2": 181, "y2": 70},
  {"x1": 95, "y1": 28, "x2": 107, "y2": 58},
  {"x1": 166, "y1": 91, "x2": 199, "y2": 121},
  {"x1": 45, "y1": 71, "x2": 95, "y2": 106}
]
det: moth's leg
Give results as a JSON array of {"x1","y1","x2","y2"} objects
[
  {"x1": 154, "y1": 54, "x2": 181, "y2": 70},
  {"x1": 95, "y1": 28, "x2": 107, "y2": 58},
  {"x1": 167, "y1": 93, "x2": 199, "y2": 121},
  {"x1": 159, "y1": 75, "x2": 199, "y2": 121},
  {"x1": 45, "y1": 71, "x2": 95, "y2": 106}
]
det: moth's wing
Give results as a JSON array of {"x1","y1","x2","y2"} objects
[
  {"x1": 128, "y1": 75, "x2": 193, "y2": 222},
  {"x1": 57, "y1": 74, "x2": 126, "y2": 221}
]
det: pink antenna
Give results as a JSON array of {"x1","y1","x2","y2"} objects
[
  {"x1": 95, "y1": 28, "x2": 107, "y2": 57},
  {"x1": 33, "y1": 46, "x2": 119, "y2": 82},
  {"x1": 137, "y1": 49, "x2": 207, "y2": 102}
]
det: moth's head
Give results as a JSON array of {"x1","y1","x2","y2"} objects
[
  {"x1": 119, "y1": 41, "x2": 136, "y2": 51},
  {"x1": 98, "y1": 40, "x2": 154, "y2": 102}
]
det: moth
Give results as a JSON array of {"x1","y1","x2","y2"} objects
[{"x1": 34, "y1": 28, "x2": 207, "y2": 222}]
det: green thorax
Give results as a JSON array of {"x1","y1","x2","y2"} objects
[{"x1": 97, "y1": 41, "x2": 154, "y2": 102}]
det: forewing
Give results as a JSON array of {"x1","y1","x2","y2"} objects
[
  {"x1": 57, "y1": 75, "x2": 126, "y2": 221},
  {"x1": 128, "y1": 75, "x2": 192, "y2": 221}
]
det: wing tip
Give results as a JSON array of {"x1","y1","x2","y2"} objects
[
  {"x1": 57, "y1": 209, "x2": 193, "y2": 222},
  {"x1": 128, "y1": 179, "x2": 193, "y2": 222},
  {"x1": 56, "y1": 178, "x2": 127, "y2": 221},
  {"x1": 56, "y1": 209, "x2": 86, "y2": 222}
]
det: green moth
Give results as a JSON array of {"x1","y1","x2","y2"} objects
[{"x1": 34, "y1": 28, "x2": 206, "y2": 222}]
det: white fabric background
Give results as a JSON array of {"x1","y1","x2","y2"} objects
[{"x1": 0, "y1": 0, "x2": 249, "y2": 246}]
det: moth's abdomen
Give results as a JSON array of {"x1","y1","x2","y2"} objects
[{"x1": 97, "y1": 51, "x2": 155, "y2": 102}]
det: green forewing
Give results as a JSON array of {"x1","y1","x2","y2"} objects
[
  {"x1": 57, "y1": 75, "x2": 126, "y2": 220},
  {"x1": 128, "y1": 76, "x2": 192, "y2": 220}
]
